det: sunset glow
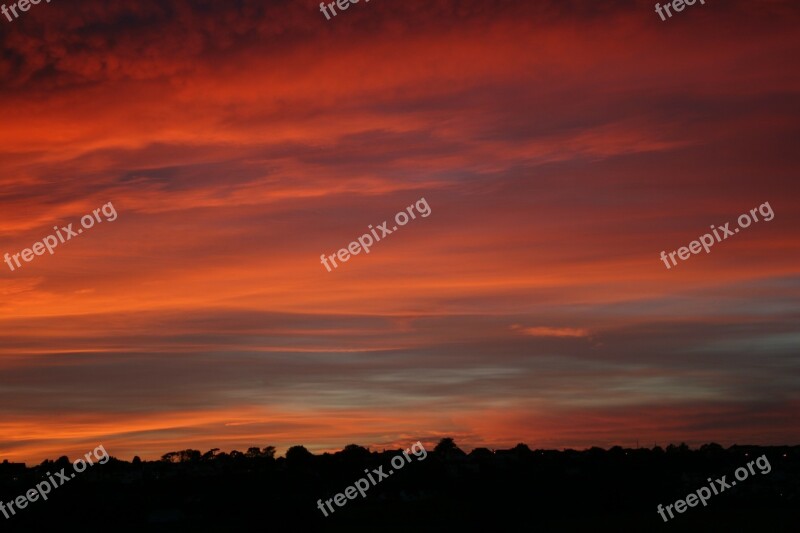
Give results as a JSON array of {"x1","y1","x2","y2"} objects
[{"x1": 1, "y1": 0, "x2": 798, "y2": 464}]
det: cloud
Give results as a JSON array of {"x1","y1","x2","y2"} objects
[
  {"x1": 1, "y1": 0, "x2": 799, "y2": 462},
  {"x1": 512, "y1": 325, "x2": 591, "y2": 338}
]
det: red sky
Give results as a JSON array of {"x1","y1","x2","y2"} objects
[{"x1": 1, "y1": 0, "x2": 799, "y2": 463}]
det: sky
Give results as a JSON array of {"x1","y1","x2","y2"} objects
[{"x1": 0, "y1": 0, "x2": 798, "y2": 463}]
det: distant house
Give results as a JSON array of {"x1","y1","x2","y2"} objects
[{"x1": 0, "y1": 459, "x2": 26, "y2": 481}]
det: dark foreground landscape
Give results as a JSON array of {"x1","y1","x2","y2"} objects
[{"x1": 1, "y1": 440, "x2": 798, "y2": 532}]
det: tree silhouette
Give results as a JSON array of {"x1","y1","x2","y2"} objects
[
  {"x1": 340, "y1": 444, "x2": 371, "y2": 462},
  {"x1": 469, "y1": 447, "x2": 493, "y2": 460},
  {"x1": 700, "y1": 442, "x2": 724, "y2": 454},
  {"x1": 0, "y1": 440, "x2": 793, "y2": 529},
  {"x1": 285, "y1": 445, "x2": 313, "y2": 468},
  {"x1": 202, "y1": 448, "x2": 220, "y2": 461},
  {"x1": 434, "y1": 437, "x2": 458, "y2": 454},
  {"x1": 161, "y1": 449, "x2": 202, "y2": 462},
  {"x1": 434, "y1": 437, "x2": 466, "y2": 459},
  {"x1": 263, "y1": 446, "x2": 276, "y2": 459},
  {"x1": 666, "y1": 442, "x2": 690, "y2": 455},
  {"x1": 512, "y1": 443, "x2": 533, "y2": 457},
  {"x1": 179, "y1": 449, "x2": 202, "y2": 462},
  {"x1": 161, "y1": 451, "x2": 179, "y2": 463}
]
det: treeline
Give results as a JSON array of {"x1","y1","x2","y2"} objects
[{"x1": 1, "y1": 440, "x2": 797, "y2": 532}]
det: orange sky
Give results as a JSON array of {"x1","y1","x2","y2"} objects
[{"x1": 1, "y1": 0, "x2": 799, "y2": 463}]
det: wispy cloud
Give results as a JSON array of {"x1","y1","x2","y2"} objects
[{"x1": 511, "y1": 325, "x2": 591, "y2": 338}]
